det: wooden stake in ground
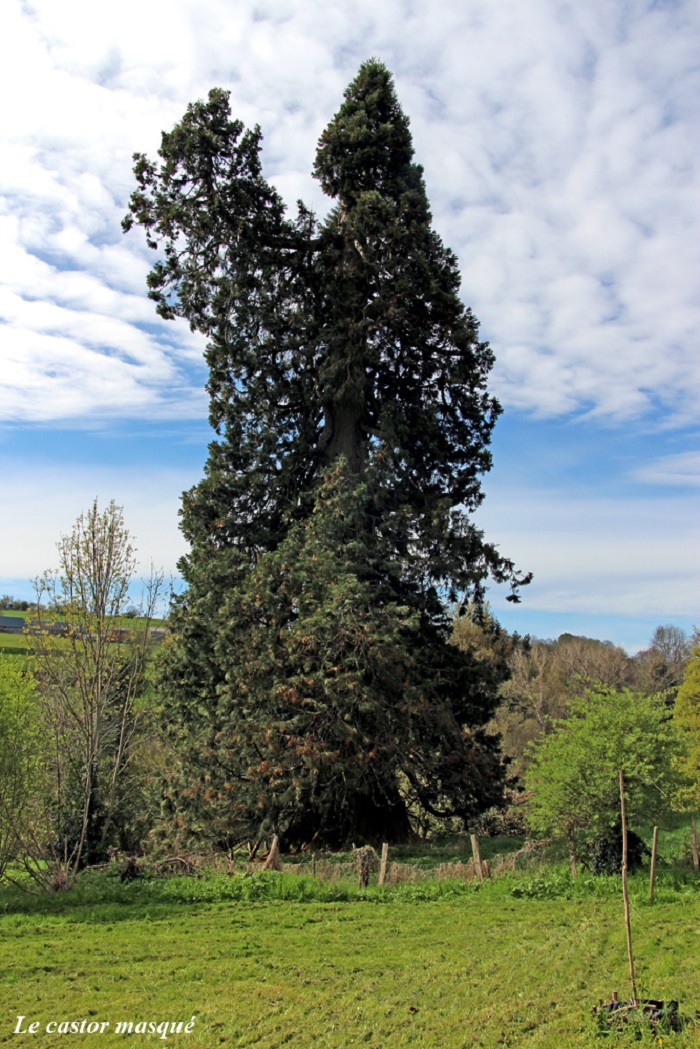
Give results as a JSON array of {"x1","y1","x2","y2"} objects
[
  {"x1": 470, "y1": 834, "x2": 484, "y2": 883},
  {"x1": 378, "y1": 843, "x2": 389, "y2": 886},
  {"x1": 649, "y1": 826, "x2": 659, "y2": 903},
  {"x1": 691, "y1": 818, "x2": 699, "y2": 871},
  {"x1": 355, "y1": 845, "x2": 375, "y2": 888},
  {"x1": 619, "y1": 770, "x2": 638, "y2": 1006},
  {"x1": 262, "y1": 835, "x2": 281, "y2": 871}
]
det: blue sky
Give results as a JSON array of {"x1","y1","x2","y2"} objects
[{"x1": 1, "y1": 0, "x2": 698, "y2": 652}]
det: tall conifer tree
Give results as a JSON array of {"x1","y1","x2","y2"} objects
[{"x1": 125, "y1": 61, "x2": 529, "y2": 845}]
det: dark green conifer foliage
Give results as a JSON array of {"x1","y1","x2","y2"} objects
[{"x1": 125, "y1": 60, "x2": 529, "y2": 846}]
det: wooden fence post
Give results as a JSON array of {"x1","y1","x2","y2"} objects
[
  {"x1": 378, "y1": 843, "x2": 389, "y2": 886},
  {"x1": 470, "y1": 834, "x2": 484, "y2": 883},
  {"x1": 649, "y1": 826, "x2": 659, "y2": 902},
  {"x1": 262, "y1": 834, "x2": 281, "y2": 871},
  {"x1": 619, "y1": 770, "x2": 638, "y2": 1006},
  {"x1": 691, "y1": 818, "x2": 699, "y2": 871},
  {"x1": 356, "y1": 845, "x2": 373, "y2": 888}
]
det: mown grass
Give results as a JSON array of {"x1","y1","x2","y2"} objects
[
  {"x1": 0, "y1": 611, "x2": 32, "y2": 658},
  {"x1": 0, "y1": 635, "x2": 29, "y2": 659},
  {"x1": 1, "y1": 866, "x2": 698, "y2": 1048},
  {"x1": 0, "y1": 645, "x2": 156, "y2": 672},
  {"x1": 0, "y1": 616, "x2": 167, "y2": 660}
]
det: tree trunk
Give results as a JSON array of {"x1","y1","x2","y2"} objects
[
  {"x1": 284, "y1": 786, "x2": 411, "y2": 848},
  {"x1": 321, "y1": 402, "x2": 365, "y2": 475},
  {"x1": 567, "y1": 828, "x2": 578, "y2": 878},
  {"x1": 649, "y1": 826, "x2": 658, "y2": 902}
]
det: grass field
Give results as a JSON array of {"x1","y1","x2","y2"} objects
[
  {"x1": 0, "y1": 614, "x2": 166, "y2": 661},
  {"x1": 1, "y1": 630, "x2": 697, "y2": 1046},
  {"x1": 1, "y1": 868, "x2": 698, "y2": 1048},
  {"x1": 0, "y1": 635, "x2": 28, "y2": 658},
  {"x1": 0, "y1": 612, "x2": 31, "y2": 658}
]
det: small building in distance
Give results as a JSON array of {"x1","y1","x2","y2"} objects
[{"x1": 0, "y1": 615, "x2": 26, "y2": 634}]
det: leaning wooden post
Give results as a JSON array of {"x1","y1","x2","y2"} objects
[
  {"x1": 648, "y1": 826, "x2": 659, "y2": 902},
  {"x1": 262, "y1": 834, "x2": 281, "y2": 871},
  {"x1": 378, "y1": 843, "x2": 389, "y2": 886},
  {"x1": 619, "y1": 770, "x2": 638, "y2": 1006},
  {"x1": 470, "y1": 834, "x2": 484, "y2": 883},
  {"x1": 691, "y1": 818, "x2": 700, "y2": 870}
]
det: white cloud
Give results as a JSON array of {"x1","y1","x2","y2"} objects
[
  {"x1": 477, "y1": 485, "x2": 700, "y2": 618},
  {"x1": 0, "y1": 0, "x2": 698, "y2": 639},
  {"x1": 0, "y1": 461, "x2": 191, "y2": 581},
  {"x1": 1, "y1": 0, "x2": 698, "y2": 424},
  {"x1": 2, "y1": 451, "x2": 695, "y2": 631},
  {"x1": 632, "y1": 451, "x2": 700, "y2": 488}
]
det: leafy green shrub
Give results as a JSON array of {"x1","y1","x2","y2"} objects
[
  {"x1": 526, "y1": 688, "x2": 684, "y2": 872},
  {"x1": 582, "y1": 827, "x2": 649, "y2": 875}
]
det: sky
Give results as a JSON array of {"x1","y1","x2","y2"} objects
[{"x1": 1, "y1": 0, "x2": 698, "y2": 653}]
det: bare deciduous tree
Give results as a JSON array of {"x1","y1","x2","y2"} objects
[
  {"x1": 23, "y1": 499, "x2": 163, "y2": 890},
  {"x1": 633, "y1": 624, "x2": 693, "y2": 701}
]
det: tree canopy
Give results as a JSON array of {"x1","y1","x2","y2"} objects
[
  {"x1": 126, "y1": 60, "x2": 529, "y2": 846},
  {"x1": 673, "y1": 643, "x2": 700, "y2": 808},
  {"x1": 526, "y1": 689, "x2": 683, "y2": 869}
]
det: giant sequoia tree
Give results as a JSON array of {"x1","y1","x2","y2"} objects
[{"x1": 125, "y1": 61, "x2": 529, "y2": 846}]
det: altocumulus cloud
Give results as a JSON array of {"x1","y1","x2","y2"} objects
[
  {"x1": 0, "y1": 0, "x2": 698, "y2": 644},
  {"x1": 1, "y1": 0, "x2": 698, "y2": 426}
]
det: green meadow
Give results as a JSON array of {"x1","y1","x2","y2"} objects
[
  {"x1": 1, "y1": 867, "x2": 698, "y2": 1049},
  {"x1": 0, "y1": 614, "x2": 165, "y2": 662},
  {"x1": 0, "y1": 612, "x2": 30, "y2": 661}
]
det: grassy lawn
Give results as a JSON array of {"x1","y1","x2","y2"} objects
[
  {"x1": 0, "y1": 615, "x2": 166, "y2": 661},
  {"x1": 0, "y1": 634, "x2": 29, "y2": 659},
  {"x1": 1, "y1": 874, "x2": 698, "y2": 1048}
]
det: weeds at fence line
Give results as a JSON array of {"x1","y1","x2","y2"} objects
[
  {"x1": 5, "y1": 824, "x2": 699, "y2": 906},
  {"x1": 94, "y1": 836, "x2": 589, "y2": 889}
]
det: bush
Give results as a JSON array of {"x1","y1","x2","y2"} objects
[{"x1": 582, "y1": 827, "x2": 649, "y2": 875}]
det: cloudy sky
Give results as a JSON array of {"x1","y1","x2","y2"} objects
[{"x1": 1, "y1": 0, "x2": 698, "y2": 652}]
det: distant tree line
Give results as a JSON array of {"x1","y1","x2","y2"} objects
[
  {"x1": 0, "y1": 596, "x2": 34, "y2": 612},
  {"x1": 453, "y1": 617, "x2": 694, "y2": 780},
  {"x1": 453, "y1": 613, "x2": 698, "y2": 870}
]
